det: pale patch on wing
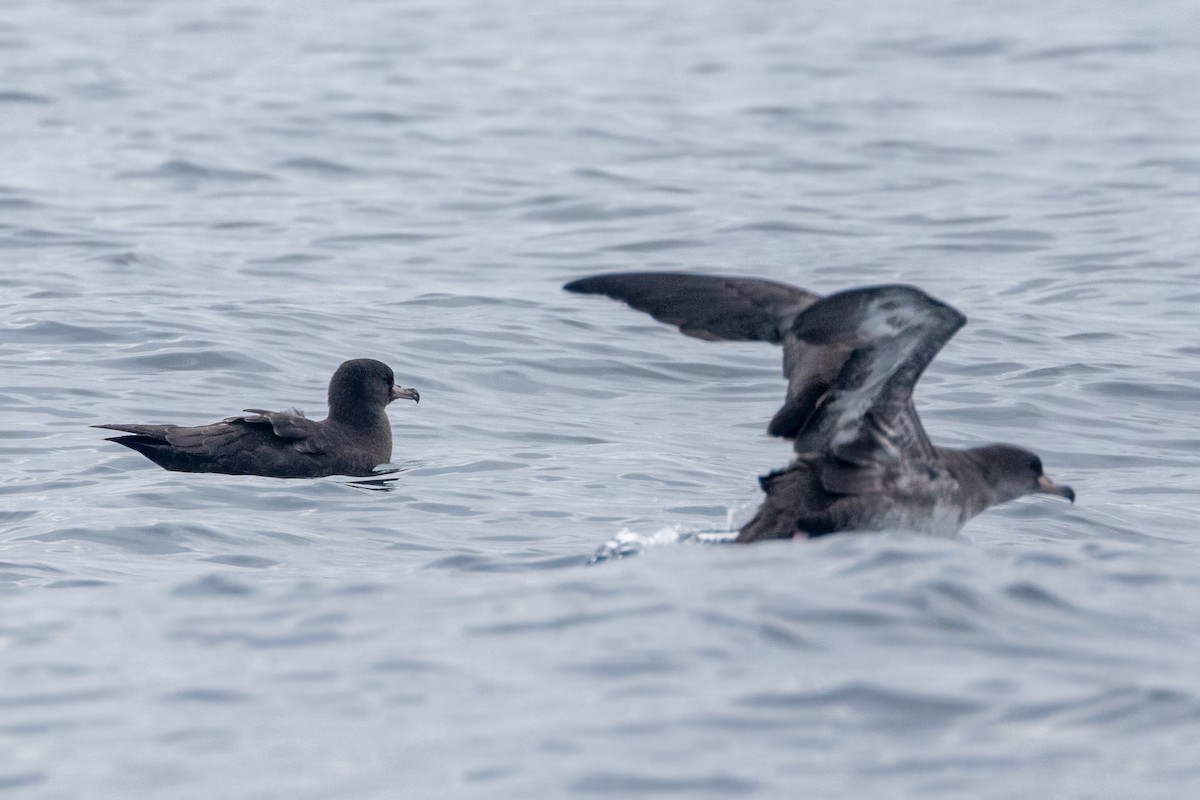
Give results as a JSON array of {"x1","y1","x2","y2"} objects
[{"x1": 790, "y1": 285, "x2": 966, "y2": 485}]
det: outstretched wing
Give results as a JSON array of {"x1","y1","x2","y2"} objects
[
  {"x1": 564, "y1": 271, "x2": 842, "y2": 438},
  {"x1": 789, "y1": 285, "x2": 966, "y2": 491},
  {"x1": 564, "y1": 272, "x2": 818, "y2": 343}
]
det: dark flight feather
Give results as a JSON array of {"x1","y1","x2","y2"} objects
[{"x1": 565, "y1": 271, "x2": 1073, "y2": 540}]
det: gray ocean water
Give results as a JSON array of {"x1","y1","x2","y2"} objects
[{"x1": 3, "y1": 0, "x2": 1200, "y2": 797}]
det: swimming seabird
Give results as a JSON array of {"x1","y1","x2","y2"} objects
[
  {"x1": 95, "y1": 358, "x2": 419, "y2": 478},
  {"x1": 564, "y1": 272, "x2": 1074, "y2": 541}
]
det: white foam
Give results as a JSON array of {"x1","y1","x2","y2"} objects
[{"x1": 589, "y1": 524, "x2": 738, "y2": 563}]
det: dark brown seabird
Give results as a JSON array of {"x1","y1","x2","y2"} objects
[
  {"x1": 564, "y1": 272, "x2": 1074, "y2": 541},
  {"x1": 95, "y1": 358, "x2": 419, "y2": 478}
]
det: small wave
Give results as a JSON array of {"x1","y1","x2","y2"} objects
[
  {"x1": 0, "y1": 91, "x2": 51, "y2": 104},
  {"x1": 274, "y1": 157, "x2": 360, "y2": 176},
  {"x1": 118, "y1": 159, "x2": 274, "y2": 183},
  {"x1": 108, "y1": 349, "x2": 278, "y2": 373},
  {"x1": 571, "y1": 772, "x2": 758, "y2": 795},
  {"x1": 603, "y1": 238, "x2": 706, "y2": 253}
]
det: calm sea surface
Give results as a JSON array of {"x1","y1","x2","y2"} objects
[{"x1": 3, "y1": 1, "x2": 1200, "y2": 797}]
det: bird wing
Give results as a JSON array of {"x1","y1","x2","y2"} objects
[
  {"x1": 232, "y1": 409, "x2": 326, "y2": 454},
  {"x1": 787, "y1": 285, "x2": 966, "y2": 493},
  {"x1": 564, "y1": 271, "x2": 819, "y2": 343},
  {"x1": 564, "y1": 271, "x2": 841, "y2": 439}
]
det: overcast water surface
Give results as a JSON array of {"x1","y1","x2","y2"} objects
[{"x1": 3, "y1": 1, "x2": 1200, "y2": 797}]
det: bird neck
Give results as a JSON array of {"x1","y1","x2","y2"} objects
[
  {"x1": 327, "y1": 399, "x2": 387, "y2": 430},
  {"x1": 939, "y1": 447, "x2": 1018, "y2": 517}
]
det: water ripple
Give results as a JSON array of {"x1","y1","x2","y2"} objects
[{"x1": 1, "y1": 1, "x2": 1198, "y2": 797}]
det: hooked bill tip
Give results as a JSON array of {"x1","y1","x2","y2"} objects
[
  {"x1": 392, "y1": 386, "x2": 420, "y2": 403},
  {"x1": 1037, "y1": 474, "x2": 1074, "y2": 503}
]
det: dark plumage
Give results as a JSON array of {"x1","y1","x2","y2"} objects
[
  {"x1": 565, "y1": 272, "x2": 1074, "y2": 541},
  {"x1": 95, "y1": 358, "x2": 419, "y2": 478}
]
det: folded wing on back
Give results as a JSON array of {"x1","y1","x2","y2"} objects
[
  {"x1": 234, "y1": 409, "x2": 325, "y2": 454},
  {"x1": 95, "y1": 409, "x2": 328, "y2": 475}
]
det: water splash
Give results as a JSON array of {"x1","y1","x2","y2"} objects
[{"x1": 589, "y1": 525, "x2": 738, "y2": 563}]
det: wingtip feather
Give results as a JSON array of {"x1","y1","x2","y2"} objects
[{"x1": 793, "y1": 284, "x2": 965, "y2": 345}]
